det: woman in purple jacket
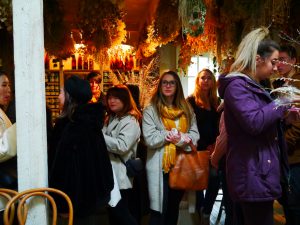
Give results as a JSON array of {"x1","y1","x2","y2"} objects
[{"x1": 218, "y1": 27, "x2": 298, "y2": 225}]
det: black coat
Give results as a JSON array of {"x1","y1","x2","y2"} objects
[
  {"x1": 49, "y1": 103, "x2": 113, "y2": 217},
  {"x1": 187, "y1": 96, "x2": 220, "y2": 150}
]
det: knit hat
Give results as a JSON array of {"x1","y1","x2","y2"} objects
[{"x1": 64, "y1": 75, "x2": 92, "y2": 104}]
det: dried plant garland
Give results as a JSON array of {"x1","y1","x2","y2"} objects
[
  {"x1": 78, "y1": 0, "x2": 126, "y2": 52},
  {"x1": 0, "y1": 0, "x2": 12, "y2": 31},
  {"x1": 138, "y1": 0, "x2": 180, "y2": 59},
  {"x1": 154, "y1": 0, "x2": 180, "y2": 44},
  {"x1": 44, "y1": 0, "x2": 74, "y2": 59},
  {"x1": 178, "y1": 39, "x2": 193, "y2": 74},
  {"x1": 109, "y1": 56, "x2": 160, "y2": 109}
]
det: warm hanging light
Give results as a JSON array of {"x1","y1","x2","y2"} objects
[
  {"x1": 71, "y1": 30, "x2": 86, "y2": 53},
  {"x1": 74, "y1": 43, "x2": 86, "y2": 51}
]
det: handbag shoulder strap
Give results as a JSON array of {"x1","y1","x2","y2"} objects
[{"x1": 113, "y1": 153, "x2": 126, "y2": 165}]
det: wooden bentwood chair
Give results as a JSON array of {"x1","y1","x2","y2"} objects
[
  {"x1": 0, "y1": 189, "x2": 18, "y2": 225},
  {"x1": 3, "y1": 187, "x2": 73, "y2": 225}
]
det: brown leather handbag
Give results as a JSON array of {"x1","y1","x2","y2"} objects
[{"x1": 169, "y1": 144, "x2": 210, "y2": 191}]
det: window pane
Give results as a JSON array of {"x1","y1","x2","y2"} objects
[{"x1": 186, "y1": 55, "x2": 214, "y2": 96}]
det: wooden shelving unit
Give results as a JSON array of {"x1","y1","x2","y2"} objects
[{"x1": 45, "y1": 70, "x2": 60, "y2": 121}]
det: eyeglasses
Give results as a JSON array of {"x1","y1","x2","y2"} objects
[{"x1": 162, "y1": 80, "x2": 176, "y2": 87}]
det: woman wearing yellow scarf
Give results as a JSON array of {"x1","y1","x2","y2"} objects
[{"x1": 142, "y1": 71, "x2": 199, "y2": 225}]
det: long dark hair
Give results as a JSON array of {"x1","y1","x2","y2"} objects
[{"x1": 59, "y1": 90, "x2": 78, "y2": 120}]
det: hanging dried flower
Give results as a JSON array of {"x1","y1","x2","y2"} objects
[
  {"x1": 78, "y1": 0, "x2": 126, "y2": 52},
  {"x1": 0, "y1": 0, "x2": 12, "y2": 31},
  {"x1": 110, "y1": 56, "x2": 160, "y2": 108},
  {"x1": 178, "y1": 39, "x2": 193, "y2": 75},
  {"x1": 137, "y1": 22, "x2": 160, "y2": 58},
  {"x1": 44, "y1": 0, "x2": 74, "y2": 59},
  {"x1": 154, "y1": 0, "x2": 180, "y2": 44}
]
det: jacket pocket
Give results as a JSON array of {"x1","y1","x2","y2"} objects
[{"x1": 257, "y1": 146, "x2": 272, "y2": 177}]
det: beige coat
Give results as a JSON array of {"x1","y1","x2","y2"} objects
[
  {"x1": 103, "y1": 114, "x2": 141, "y2": 190},
  {"x1": 0, "y1": 108, "x2": 16, "y2": 163},
  {"x1": 142, "y1": 105, "x2": 199, "y2": 212},
  {"x1": 0, "y1": 108, "x2": 17, "y2": 210}
]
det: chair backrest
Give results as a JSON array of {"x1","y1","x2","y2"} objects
[
  {"x1": 0, "y1": 188, "x2": 18, "y2": 225},
  {"x1": 3, "y1": 187, "x2": 73, "y2": 225}
]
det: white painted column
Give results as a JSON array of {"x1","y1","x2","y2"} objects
[{"x1": 12, "y1": 0, "x2": 48, "y2": 224}]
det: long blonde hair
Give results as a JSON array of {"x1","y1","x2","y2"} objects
[
  {"x1": 230, "y1": 27, "x2": 277, "y2": 77},
  {"x1": 151, "y1": 71, "x2": 193, "y2": 128},
  {"x1": 193, "y1": 69, "x2": 218, "y2": 110}
]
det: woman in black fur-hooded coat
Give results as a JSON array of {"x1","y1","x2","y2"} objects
[{"x1": 49, "y1": 75, "x2": 113, "y2": 222}]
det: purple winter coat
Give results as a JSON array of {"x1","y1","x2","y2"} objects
[{"x1": 218, "y1": 72, "x2": 288, "y2": 202}]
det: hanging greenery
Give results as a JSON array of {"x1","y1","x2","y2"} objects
[
  {"x1": 179, "y1": 0, "x2": 206, "y2": 37},
  {"x1": 178, "y1": 0, "x2": 226, "y2": 73},
  {"x1": 0, "y1": 0, "x2": 12, "y2": 31}
]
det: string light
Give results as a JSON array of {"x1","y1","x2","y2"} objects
[
  {"x1": 278, "y1": 30, "x2": 300, "y2": 46},
  {"x1": 277, "y1": 60, "x2": 300, "y2": 70}
]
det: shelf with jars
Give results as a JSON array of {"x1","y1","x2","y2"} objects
[
  {"x1": 103, "y1": 70, "x2": 113, "y2": 94},
  {"x1": 45, "y1": 70, "x2": 60, "y2": 121}
]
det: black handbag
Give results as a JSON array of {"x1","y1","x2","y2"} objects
[{"x1": 116, "y1": 155, "x2": 144, "y2": 177}]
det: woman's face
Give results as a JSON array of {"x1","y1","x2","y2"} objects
[
  {"x1": 89, "y1": 76, "x2": 101, "y2": 96},
  {"x1": 197, "y1": 71, "x2": 213, "y2": 92},
  {"x1": 58, "y1": 88, "x2": 65, "y2": 109},
  {"x1": 0, "y1": 75, "x2": 11, "y2": 106},
  {"x1": 277, "y1": 51, "x2": 296, "y2": 77},
  {"x1": 161, "y1": 74, "x2": 177, "y2": 98},
  {"x1": 108, "y1": 96, "x2": 124, "y2": 114},
  {"x1": 256, "y1": 50, "x2": 279, "y2": 81}
]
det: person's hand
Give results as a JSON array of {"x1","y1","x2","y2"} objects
[
  {"x1": 210, "y1": 156, "x2": 219, "y2": 170},
  {"x1": 291, "y1": 96, "x2": 300, "y2": 103},
  {"x1": 165, "y1": 128, "x2": 181, "y2": 144},
  {"x1": 207, "y1": 144, "x2": 216, "y2": 155},
  {"x1": 272, "y1": 78, "x2": 286, "y2": 89},
  {"x1": 285, "y1": 106, "x2": 300, "y2": 124},
  {"x1": 180, "y1": 133, "x2": 192, "y2": 145}
]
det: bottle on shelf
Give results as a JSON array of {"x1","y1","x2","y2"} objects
[
  {"x1": 89, "y1": 58, "x2": 94, "y2": 70},
  {"x1": 84, "y1": 55, "x2": 88, "y2": 70},
  {"x1": 77, "y1": 54, "x2": 83, "y2": 70},
  {"x1": 71, "y1": 55, "x2": 76, "y2": 70},
  {"x1": 44, "y1": 53, "x2": 50, "y2": 70}
]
